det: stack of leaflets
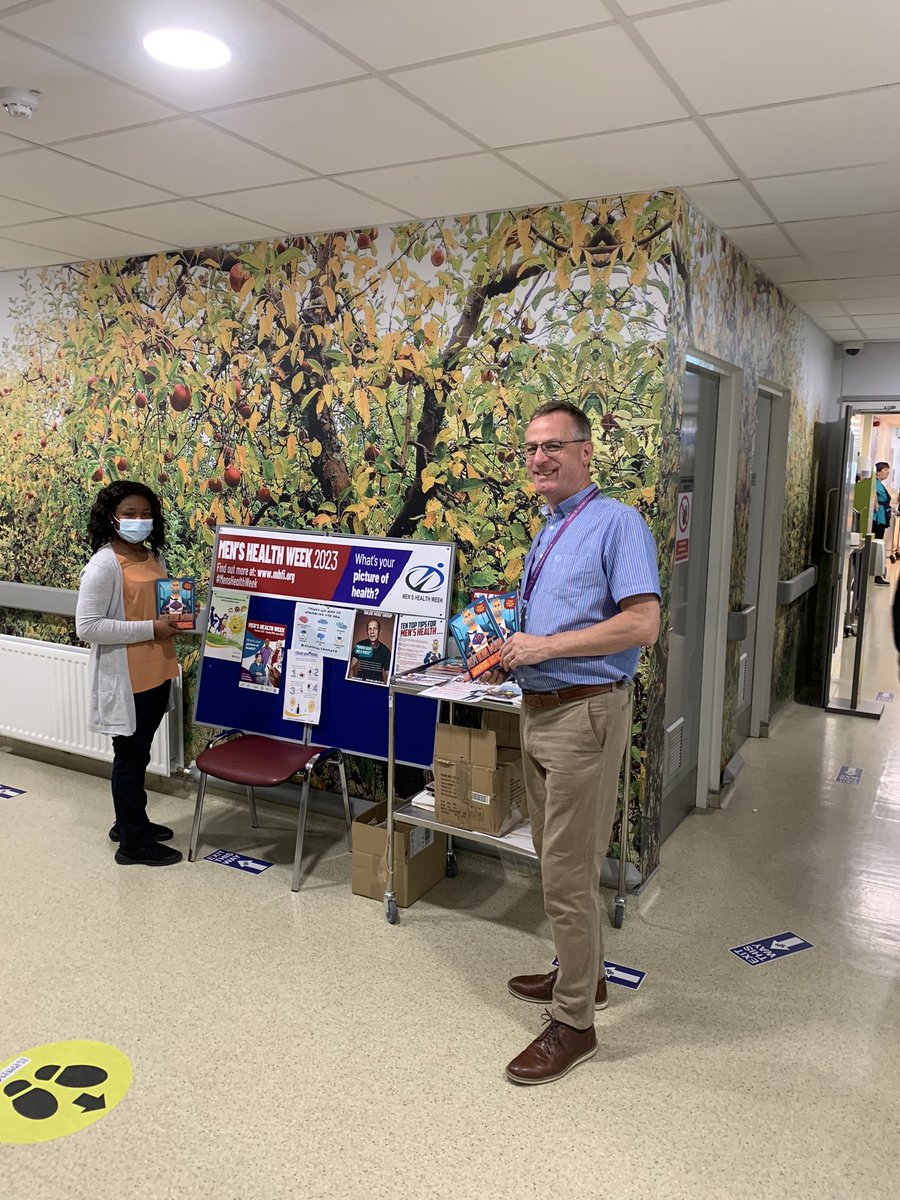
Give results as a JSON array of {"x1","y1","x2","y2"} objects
[
  {"x1": 155, "y1": 576, "x2": 196, "y2": 631},
  {"x1": 449, "y1": 590, "x2": 520, "y2": 679}
]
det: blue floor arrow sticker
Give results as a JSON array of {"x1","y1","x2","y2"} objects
[
  {"x1": 836, "y1": 766, "x2": 863, "y2": 785},
  {"x1": 876, "y1": 692, "x2": 894, "y2": 702},
  {"x1": 204, "y1": 849, "x2": 272, "y2": 874},
  {"x1": 729, "y1": 931, "x2": 813, "y2": 966},
  {"x1": 603, "y1": 961, "x2": 646, "y2": 990},
  {"x1": 0, "y1": 785, "x2": 26, "y2": 800}
]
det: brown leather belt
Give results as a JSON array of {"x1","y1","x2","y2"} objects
[{"x1": 521, "y1": 682, "x2": 626, "y2": 709}]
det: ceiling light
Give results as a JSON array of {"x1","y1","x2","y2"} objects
[{"x1": 143, "y1": 28, "x2": 231, "y2": 70}]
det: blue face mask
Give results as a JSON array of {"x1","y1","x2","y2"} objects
[{"x1": 117, "y1": 518, "x2": 153, "y2": 544}]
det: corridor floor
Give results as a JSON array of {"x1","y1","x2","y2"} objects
[{"x1": 2, "y1": 605, "x2": 899, "y2": 1199}]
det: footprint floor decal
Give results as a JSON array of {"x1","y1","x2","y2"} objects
[{"x1": 3, "y1": 1063, "x2": 109, "y2": 1120}]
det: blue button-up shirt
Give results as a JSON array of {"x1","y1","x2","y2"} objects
[{"x1": 516, "y1": 484, "x2": 660, "y2": 692}]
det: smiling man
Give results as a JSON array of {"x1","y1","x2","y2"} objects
[{"x1": 499, "y1": 399, "x2": 660, "y2": 1086}]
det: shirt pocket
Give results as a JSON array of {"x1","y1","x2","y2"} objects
[{"x1": 542, "y1": 551, "x2": 598, "y2": 609}]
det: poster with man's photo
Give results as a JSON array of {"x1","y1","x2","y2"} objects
[
  {"x1": 239, "y1": 611, "x2": 287, "y2": 694},
  {"x1": 345, "y1": 610, "x2": 396, "y2": 687}
]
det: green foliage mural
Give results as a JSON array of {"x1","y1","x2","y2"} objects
[{"x1": 0, "y1": 194, "x2": 672, "y2": 859}]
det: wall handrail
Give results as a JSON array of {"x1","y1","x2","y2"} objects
[
  {"x1": 776, "y1": 566, "x2": 817, "y2": 606},
  {"x1": 0, "y1": 580, "x2": 77, "y2": 617}
]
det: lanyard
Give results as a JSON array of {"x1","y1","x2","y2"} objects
[{"x1": 521, "y1": 486, "x2": 600, "y2": 604}]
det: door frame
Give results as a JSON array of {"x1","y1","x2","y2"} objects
[
  {"x1": 685, "y1": 352, "x2": 743, "y2": 809},
  {"x1": 748, "y1": 381, "x2": 789, "y2": 737}
]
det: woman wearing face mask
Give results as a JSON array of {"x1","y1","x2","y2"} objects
[{"x1": 75, "y1": 481, "x2": 182, "y2": 867}]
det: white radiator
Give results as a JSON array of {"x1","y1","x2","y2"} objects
[{"x1": 0, "y1": 635, "x2": 181, "y2": 776}]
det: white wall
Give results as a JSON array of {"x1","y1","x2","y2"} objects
[{"x1": 835, "y1": 341, "x2": 900, "y2": 399}]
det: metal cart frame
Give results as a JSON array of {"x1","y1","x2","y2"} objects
[{"x1": 382, "y1": 662, "x2": 634, "y2": 928}]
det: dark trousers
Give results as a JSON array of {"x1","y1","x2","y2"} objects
[
  {"x1": 873, "y1": 521, "x2": 888, "y2": 540},
  {"x1": 111, "y1": 681, "x2": 171, "y2": 851}
]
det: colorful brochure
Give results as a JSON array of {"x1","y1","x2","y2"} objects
[
  {"x1": 239, "y1": 616, "x2": 287, "y2": 693},
  {"x1": 448, "y1": 598, "x2": 504, "y2": 679},
  {"x1": 155, "y1": 576, "x2": 196, "y2": 630},
  {"x1": 471, "y1": 589, "x2": 520, "y2": 641}
]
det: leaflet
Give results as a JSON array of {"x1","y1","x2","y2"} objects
[
  {"x1": 283, "y1": 649, "x2": 324, "y2": 724},
  {"x1": 448, "y1": 598, "x2": 504, "y2": 679},
  {"x1": 155, "y1": 576, "x2": 196, "y2": 631},
  {"x1": 471, "y1": 589, "x2": 520, "y2": 641},
  {"x1": 204, "y1": 589, "x2": 249, "y2": 661},
  {"x1": 394, "y1": 616, "x2": 448, "y2": 675},
  {"x1": 292, "y1": 601, "x2": 354, "y2": 660},
  {"x1": 239, "y1": 614, "x2": 287, "y2": 694}
]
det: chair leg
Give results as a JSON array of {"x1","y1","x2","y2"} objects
[
  {"x1": 188, "y1": 772, "x2": 208, "y2": 862},
  {"x1": 292, "y1": 771, "x2": 312, "y2": 893},
  {"x1": 247, "y1": 785, "x2": 259, "y2": 829},
  {"x1": 337, "y1": 756, "x2": 352, "y2": 848}
]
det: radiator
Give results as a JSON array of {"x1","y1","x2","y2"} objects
[{"x1": 0, "y1": 635, "x2": 181, "y2": 776}]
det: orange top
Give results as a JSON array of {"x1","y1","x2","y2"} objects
[{"x1": 116, "y1": 553, "x2": 178, "y2": 694}]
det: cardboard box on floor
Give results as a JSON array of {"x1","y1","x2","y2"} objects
[
  {"x1": 433, "y1": 711, "x2": 525, "y2": 836},
  {"x1": 351, "y1": 800, "x2": 447, "y2": 908}
]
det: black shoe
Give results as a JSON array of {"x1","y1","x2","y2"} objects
[
  {"x1": 109, "y1": 822, "x2": 174, "y2": 843},
  {"x1": 874, "y1": 577, "x2": 890, "y2": 586},
  {"x1": 114, "y1": 841, "x2": 182, "y2": 867}
]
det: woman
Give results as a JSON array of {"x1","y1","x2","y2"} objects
[
  {"x1": 75, "y1": 481, "x2": 182, "y2": 866},
  {"x1": 872, "y1": 462, "x2": 892, "y2": 586}
]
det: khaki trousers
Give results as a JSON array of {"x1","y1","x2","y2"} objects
[{"x1": 520, "y1": 685, "x2": 632, "y2": 1029}]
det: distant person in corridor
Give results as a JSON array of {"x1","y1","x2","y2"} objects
[{"x1": 873, "y1": 462, "x2": 892, "y2": 586}]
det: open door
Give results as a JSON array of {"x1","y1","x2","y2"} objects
[{"x1": 822, "y1": 410, "x2": 858, "y2": 705}]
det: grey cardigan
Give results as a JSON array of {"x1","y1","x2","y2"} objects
[{"x1": 75, "y1": 544, "x2": 175, "y2": 737}]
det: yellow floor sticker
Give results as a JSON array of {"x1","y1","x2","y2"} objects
[{"x1": 0, "y1": 1040, "x2": 132, "y2": 1144}]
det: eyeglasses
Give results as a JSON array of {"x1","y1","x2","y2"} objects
[{"x1": 522, "y1": 438, "x2": 589, "y2": 459}]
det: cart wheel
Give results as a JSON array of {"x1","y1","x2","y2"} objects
[
  {"x1": 385, "y1": 898, "x2": 399, "y2": 925},
  {"x1": 446, "y1": 853, "x2": 459, "y2": 878},
  {"x1": 613, "y1": 902, "x2": 625, "y2": 929}
]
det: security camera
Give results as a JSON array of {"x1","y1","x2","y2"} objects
[
  {"x1": 843, "y1": 342, "x2": 863, "y2": 356},
  {"x1": 0, "y1": 87, "x2": 40, "y2": 120}
]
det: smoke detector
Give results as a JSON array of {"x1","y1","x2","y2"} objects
[{"x1": 0, "y1": 87, "x2": 41, "y2": 120}]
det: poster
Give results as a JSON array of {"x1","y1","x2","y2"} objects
[
  {"x1": 292, "y1": 601, "x2": 353, "y2": 660},
  {"x1": 239, "y1": 612, "x2": 287, "y2": 693},
  {"x1": 394, "y1": 616, "x2": 447, "y2": 674},
  {"x1": 204, "y1": 590, "x2": 249, "y2": 661},
  {"x1": 345, "y1": 610, "x2": 396, "y2": 687},
  {"x1": 283, "y1": 650, "x2": 324, "y2": 724}
]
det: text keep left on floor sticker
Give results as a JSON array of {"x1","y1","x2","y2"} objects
[{"x1": 0, "y1": 1040, "x2": 132, "y2": 1144}]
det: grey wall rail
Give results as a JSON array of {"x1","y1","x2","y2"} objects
[
  {"x1": 0, "y1": 581, "x2": 77, "y2": 617},
  {"x1": 776, "y1": 566, "x2": 817, "y2": 606}
]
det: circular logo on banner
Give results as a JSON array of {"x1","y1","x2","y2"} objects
[
  {"x1": 0, "y1": 1040, "x2": 132, "y2": 1144},
  {"x1": 405, "y1": 564, "x2": 445, "y2": 594}
]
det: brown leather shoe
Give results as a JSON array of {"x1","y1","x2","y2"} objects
[
  {"x1": 506, "y1": 1011, "x2": 598, "y2": 1085},
  {"x1": 507, "y1": 969, "x2": 609, "y2": 1010}
]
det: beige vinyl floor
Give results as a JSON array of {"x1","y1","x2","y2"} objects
[{"x1": 2, "y1": 588, "x2": 899, "y2": 1200}]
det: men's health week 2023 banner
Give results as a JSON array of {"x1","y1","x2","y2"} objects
[{"x1": 210, "y1": 526, "x2": 454, "y2": 619}]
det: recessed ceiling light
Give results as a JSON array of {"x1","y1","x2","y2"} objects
[{"x1": 143, "y1": 28, "x2": 231, "y2": 70}]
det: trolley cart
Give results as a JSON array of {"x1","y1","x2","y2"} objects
[{"x1": 383, "y1": 661, "x2": 635, "y2": 929}]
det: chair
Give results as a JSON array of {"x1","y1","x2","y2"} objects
[{"x1": 187, "y1": 729, "x2": 352, "y2": 892}]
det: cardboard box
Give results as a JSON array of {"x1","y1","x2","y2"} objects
[
  {"x1": 433, "y1": 721, "x2": 525, "y2": 836},
  {"x1": 351, "y1": 801, "x2": 447, "y2": 908}
]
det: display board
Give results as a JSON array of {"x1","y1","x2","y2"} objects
[{"x1": 194, "y1": 525, "x2": 455, "y2": 767}]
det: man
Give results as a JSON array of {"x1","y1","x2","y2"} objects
[
  {"x1": 499, "y1": 400, "x2": 660, "y2": 1086},
  {"x1": 349, "y1": 618, "x2": 392, "y2": 684},
  {"x1": 423, "y1": 638, "x2": 443, "y2": 666}
]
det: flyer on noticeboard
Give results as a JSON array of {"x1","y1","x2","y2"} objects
[
  {"x1": 394, "y1": 616, "x2": 447, "y2": 675},
  {"x1": 239, "y1": 612, "x2": 287, "y2": 693},
  {"x1": 283, "y1": 649, "x2": 323, "y2": 724},
  {"x1": 471, "y1": 589, "x2": 520, "y2": 642},
  {"x1": 292, "y1": 600, "x2": 353, "y2": 660},
  {"x1": 345, "y1": 610, "x2": 396, "y2": 687},
  {"x1": 204, "y1": 590, "x2": 249, "y2": 661},
  {"x1": 448, "y1": 598, "x2": 504, "y2": 679}
]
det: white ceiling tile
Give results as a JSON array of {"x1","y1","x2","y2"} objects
[
  {"x1": 0, "y1": 237, "x2": 76, "y2": 268},
  {"x1": 724, "y1": 224, "x2": 796, "y2": 259},
  {"x1": 785, "y1": 213, "x2": 900, "y2": 256},
  {"x1": 3, "y1": 0, "x2": 359, "y2": 111},
  {"x1": 805, "y1": 249, "x2": 900, "y2": 280},
  {"x1": 618, "y1": 0, "x2": 690, "y2": 11},
  {"x1": 857, "y1": 319, "x2": 900, "y2": 334},
  {"x1": 0, "y1": 217, "x2": 170, "y2": 259},
  {"x1": 755, "y1": 164, "x2": 900, "y2": 222},
  {"x1": 95, "y1": 201, "x2": 280, "y2": 247},
  {"x1": 0, "y1": 129, "x2": 33, "y2": 155},
  {"x1": 866, "y1": 333, "x2": 900, "y2": 341},
  {"x1": 685, "y1": 181, "x2": 769, "y2": 228},
  {"x1": 210, "y1": 78, "x2": 478, "y2": 175},
  {"x1": 505, "y1": 120, "x2": 730, "y2": 199},
  {"x1": 61, "y1": 120, "x2": 310, "y2": 197},
  {"x1": 756, "y1": 256, "x2": 811, "y2": 284},
  {"x1": 815, "y1": 316, "x2": 865, "y2": 333},
  {"x1": 637, "y1": 0, "x2": 900, "y2": 112},
  {"x1": 821, "y1": 328, "x2": 864, "y2": 340},
  {"x1": 396, "y1": 27, "x2": 685, "y2": 147},
  {"x1": 339, "y1": 155, "x2": 558, "y2": 220},
  {"x1": 829, "y1": 276, "x2": 900, "y2": 300},
  {"x1": 779, "y1": 280, "x2": 836, "y2": 302},
  {"x1": 205, "y1": 179, "x2": 410, "y2": 236},
  {"x1": 0, "y1": 195, "x2": 60, "y2": 227},
  {"x1": 707, "y1": 88, "x2": 900, "y2": 179},
  {"x1": 0, "y1": 149, "x2": 173, "y2": 214},
  {"x1": 844, "y1": 298, "x2": 900, "y2": 316},
  {"x1": 798, "y1": 301, "x2": 849, "y2": 319},
  {"x1": 0, "y1": 29, "x2": 176, "y2": 141},
  {"x1": 291, "y1": 0, "x2": 612, "y2": 69}
]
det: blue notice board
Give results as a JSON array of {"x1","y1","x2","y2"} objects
[{"x1": 193, "y1": 526, "x2": 455, "y2": 768}]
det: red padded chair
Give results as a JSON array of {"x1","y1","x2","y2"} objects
[{"x1": 188, "y1": 730, "x2": 352, "y2": 892}]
